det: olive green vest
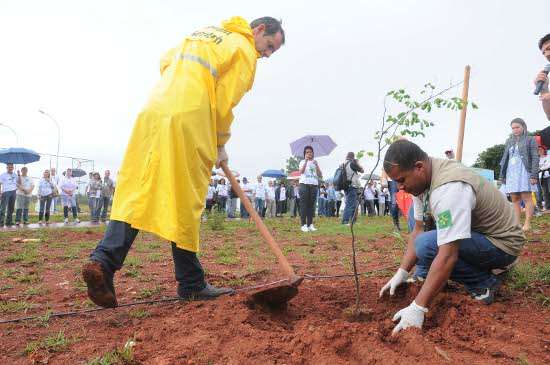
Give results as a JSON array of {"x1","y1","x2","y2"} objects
[{"x1": 429, "y1": 158, "x2": 524, "y2": 256}]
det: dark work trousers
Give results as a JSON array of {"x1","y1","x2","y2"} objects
[
  {"x1": 299, "y1": 183, "x2": 317, "y2": 226},
  {"x1": 99, "y1": 196, "x2": 111, "y2": 220},
  {"x1": 335, "y1": 200, "x2": 342, "y2": 217},
  {"x1": 0, "y1": 190, "x2": 16, "y2": 226},
  {"x1": 293, "y1": 198, "x2": 300, "y2": 217},
  {"x1": 39, "y1": 195, "x2": 53, "y2": 221},
  {"x1": 542, "y1": 176, "x2": 550, "y2": 210},
  {"x1": 90, "y1": 220, "x2": 206, "y2": 293}
]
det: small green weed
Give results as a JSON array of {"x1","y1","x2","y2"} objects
[
  {"x1": 136, "y1": 286, "x2": 162, "y2": 299},
  {"x1": 148, "y1": 252, "x2": 163, "y2": 263},
  {"x1": 207, "y1": 212, "x2": 225, "y2": 231},
  {"x1": 0, "y1": 300, "x2": 31, "y2": 313},
  {"x1": 215, "y1": 243, "x2": 238, "y2": 265},
  {"x1": 86, "y1": 339, "x2": 137, "y2": 365},
  {"x1": 129, "y1": 309, "x2": 150, "y2": 319},
  {"x1": 24, "y1": 331, "x2": 71, "y2": 355}
]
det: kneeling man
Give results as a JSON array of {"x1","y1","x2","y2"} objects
[{"x1": 379, "y1": 140, "x2": 524, "y2": 334}]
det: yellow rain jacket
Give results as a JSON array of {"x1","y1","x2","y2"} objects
[{"x1": 110, "y1": 16, "x2": 259, "y2": 252}]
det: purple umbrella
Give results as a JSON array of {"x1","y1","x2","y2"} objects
[{"x1": 290, "y1": 135, "x2": 337, "y2": 158}]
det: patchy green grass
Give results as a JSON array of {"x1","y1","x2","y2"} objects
[
  {"x1": 4, "y1": 245, "x2": 41, "y2": 265},
  {"x1": 24, "y1": 331, "x2": 73, "y2": 355},
  {"x1": 136, "y1": 286, "x2": 162, "y2": 299},
  {"x1": 24, "y1": 285, "x2": 45, "y2": 296},
  {"x1": 508, "y1": 262, "x2": 550, "y2": 290},
  {"x1": 215, "y1": 242, "x2": 238, "y2": 265},
  {"x1": 86, "y1": 339, "x2": 137, "y2": 365},
  {"x1": 125, "y1": 256, "x2": 143, "y2": 268},
  {"x1": 129, "y1": 309, "x2": 150, "y2": 319},
  {"x1": 16, "y1": 272, "x2": 41, "y2": 284},
  {"x1": 0, "y1": 300, "x2": 32, "y2": 313},
  {"x1": 508, "y1": 262, "x2": 550, "y2": 307},
  {"x1": 147, "y1": 252, "x2": 163, "y2": 263}
]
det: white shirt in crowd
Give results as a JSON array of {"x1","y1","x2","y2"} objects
[
  {"x1": 254, "y1": 182, "x2": 267, "y2": 200},
  {"x1": 293, "y1": 185, "x2": 300, "y2": 199},
  {"x1": 216, "y1": 184, "x2": 228, "y2": 197},
  {"x1": 267, "y1": 185, "x2": 276, "y2": 200},
  {"x1": 377, "y1": 189, "x2": 386, "y2": 203},
  {"x1": 298, "y1": 160, "x2": 319, "y2": 185},
  {"x1": 279, "y1": 186, "x2": 286, "y2": 201},
  {"x1": 59, "y1": 176, "x2": 78, "y2": 196},
  {"x1": 0, "y1": 172, "x2": 18, "y2": 192},
  {"x1": 364, "y1": 187, "x2": 375, "y2": 200},
  {"x1": 206, "y1": 185, "x2": 216, "y2": 200},
  {"x1": 38, "y1": 178, "x2": 55, "y2": 197},
  {"x1": 413, "y1": 182, "x2": 477, "y2": 247},
  {"x1": 241, "y1": 182, "x2": 253, "y2": 197},
  {"x1": 540, "y1": 155, "x2": 550, "y2": 179},
  {"x1": 17, "y1": 176, "x2": 35, "y2": 197}
]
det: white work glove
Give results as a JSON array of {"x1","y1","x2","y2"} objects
[
  {"x1": 379, "y1": 268, "x2": 409, "y2": 297},
  {"x1": 392, "y1": 300, "x2": 428, "y2": 335},
  {"x1": 215, "y1": 146, "x2": 228, "y2": 169}
]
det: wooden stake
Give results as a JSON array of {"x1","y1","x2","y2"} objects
[{"x1": 456, "y1": 65, "x2": 471, "y2": 162}]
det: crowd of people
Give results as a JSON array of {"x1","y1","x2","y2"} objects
[
  {"x1": 202, "y1": 147, "x2": 400, "y2": 233},
  {"x1": 0, "y1": 165, "x2": 115, "y2": 226}
]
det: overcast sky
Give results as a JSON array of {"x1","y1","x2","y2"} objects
[{"x1": 0, "y1": 0, "x2": 549, "y2": 181}]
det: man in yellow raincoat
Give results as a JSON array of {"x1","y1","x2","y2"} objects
[{"x1": 82, "y1": 16, "x2": 285, "y2": 308}]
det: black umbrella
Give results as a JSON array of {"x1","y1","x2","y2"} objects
[{"x1": 71, "y1": 168, "x2": 87, "y2": 178}]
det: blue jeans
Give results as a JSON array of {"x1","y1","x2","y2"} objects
[
  {"x1": 90, "y1": 220, "x2": 205, "y2": 292},
  {"x1": 407, "y1": 205, "x2": 416, "y2": 232},
  {"x1": 342, "y1": 188, "x2": 358, "y2": 224},
  {"x1": 255, "y1": 198, "x2": 265, "y2": 216},
  {"x1": 0, "y1": 190, "x2": 16, "y2": 226},
  {"x1": 414, "y1": 230, "x2": 517, "y2": 291}
]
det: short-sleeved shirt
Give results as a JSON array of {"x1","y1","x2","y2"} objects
[
  {"x1": 241, "y1": 182, "x2": 254, "y2": 197},
  {"x1": 299, "y1": 160, "x2": 319, "y2": 185},
  {"x1": 254, "y1": 182, "x2": 267, "y2": 199},
  {"x1": 17, "y1": 176, "x2": 34, "y2": 197},
  {"x1": 267, "y1": 186, "x2": 276, "y2": 200},
  {"x1": 413, "y1": 182, "x2": 476, "y2": 246},
  {"x1": 102, "y1": 177, "x2": 115, "y2": 197},
  {"x1": 279, "y1": 187, "x2": 286, "y2": 201},
  {"x1": 364, "y1": 187, "x2": 375, "y2": 200},
  {"x1": 206, "y1": 185, "x2": 216, "y2": 200},
  {"x1": 59, "y1": 177, "x2": 77, "y2": 195},
  {"x1": 216, "y1": 184, "x2": 228, "y2": 197},
  {"x1": 38, "y1": 178, "x2": 54, "y2": 196},
  {"x1": 88, "y1": 180, "x2": 103, "y2": 198},
  {"x1": 377, "y1": 189, "x2": 386, "y2": 203},
  {"x1": 0, "y1": 172, "x2": 17, "y2": 192}
]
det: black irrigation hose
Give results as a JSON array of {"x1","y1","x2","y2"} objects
[{"x1": 0, "y1": 266, "x2": 397, "y2": 325}]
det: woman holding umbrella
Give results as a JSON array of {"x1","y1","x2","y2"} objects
[{"x1": 298, "y1": 145, "x2": 322, "y2": 232}]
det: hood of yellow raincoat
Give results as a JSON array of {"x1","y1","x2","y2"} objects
[{"x1": 221, "y1": 16, "x2": 260, "y2": 58}]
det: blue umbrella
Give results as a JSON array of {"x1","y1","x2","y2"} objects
[
  {"x1": 261, "y1": 169, "x2": 286, "y2": 178},
  {"x1": 0, "y1": 147, "x2": 40, "y2": 164},
  {"x1": 290, "y1": 135, "x2": 337, "y2": 158}
]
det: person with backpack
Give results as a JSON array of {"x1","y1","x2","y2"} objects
[{"x1": 341, "y1": 152, "x2": 364, "y2": 225}]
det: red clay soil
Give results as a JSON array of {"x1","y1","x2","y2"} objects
[
  {"x1": 1, "y1": 221, "x2": 549, "y2": 364},
  {"x1": 2, "y1": 278, "x2": 548, "y2": 364}
]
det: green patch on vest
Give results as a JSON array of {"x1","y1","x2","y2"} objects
[{"x1": 437, "y1": 210, "x2": 453, "y2": 229}]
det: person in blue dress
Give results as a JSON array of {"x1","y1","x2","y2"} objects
[{"x1": 500, "y1": 118, "x2": 539, "y2": 231}]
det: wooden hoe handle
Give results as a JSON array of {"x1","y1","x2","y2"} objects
[{"x1": 220, "y1": 161, "x2": 298, "y2": 280}]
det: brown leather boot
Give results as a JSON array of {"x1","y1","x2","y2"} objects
[{"x1": 82, "y1": 261, "x2": 117, "y2": 308}]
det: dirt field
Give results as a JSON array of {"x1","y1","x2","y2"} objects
[{"x1": 1, "y1": 215, "x2": 548, "y2": 364}]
